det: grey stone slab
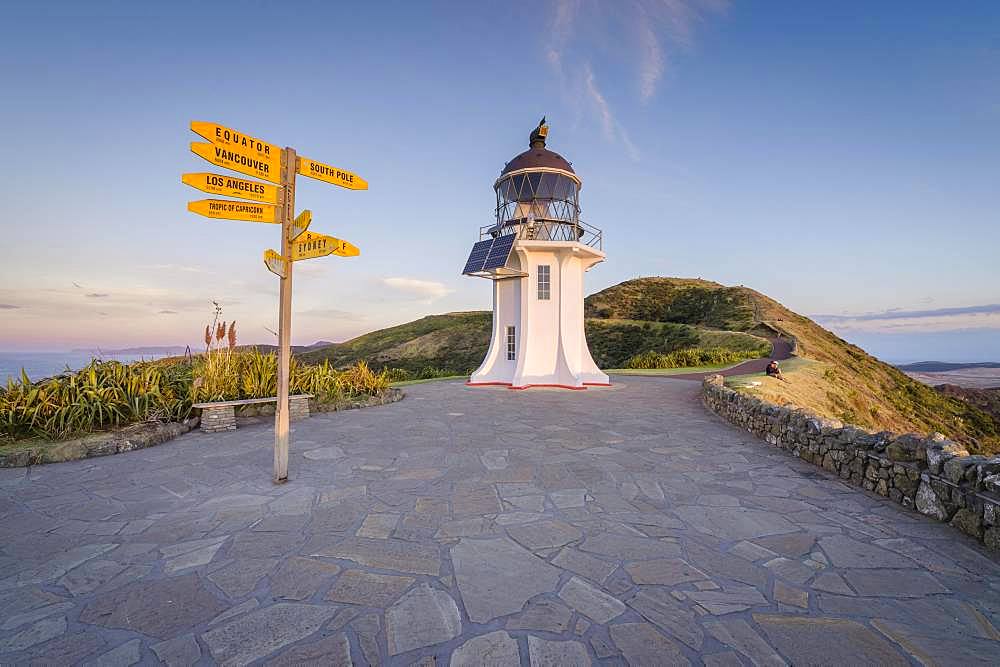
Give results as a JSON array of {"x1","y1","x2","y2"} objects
[
  {"x1": 816, "y1": 593, "x2": 902, "y2": 617},
  {"x1": 90, "y1": 638, "x2": 142, "y2": 667},
  {"x1": 1, "y1": 602, "x2": 74, "y2": 632},
  {"x1": 151, "y1": 634, "x2": 201, "y2": 667},
  {"x1": 626, "y1": 557, "x2": 708, "y2": 586},
  {"x1": 0, "y1": 586, "x2": 65, "y2": 618},
  {"x1": 18, "y1": 631, "x2": 105, "y2": 665},
  {"x1": 704, "y1": 618, "x2": 787, "y2": 667},
  {"x1": 58, "y1": 559, "x2": 125, "y2": 595},
  {"x1": 553, "y1": 547, "x2": 618, "y2": 584},
  {"x1": 558, "y1": 576, "x2": 626, "y2": 623},
  {"x1": 80, "y1": 573, "x2": 227, "y2": 639},
  {"x1": 579, "y1": 533, "x2": 682, "y2": 560},
  {"x1": 326, "y1": 570, "x2": 414, "y2": 607},
  {"x1": 505, "y1": 598, "x2": 574, "y2": 633},
  {"x1": 756, "y1": 614, "x2": 908, "y2": 666},
  {"x1": 842, "y1": 569, "x2": 949, "y2": 597},
  {"x1": 450, "y1": 630, "x2": 520, "y2": 667},
  {"x1": 435, "y1": 517, "x2": 494, "y2": 539},
  {"x1": 164, "y1": 541, "x2": 225, "y2": 574},
  {"x1": 264, "y1": 632, "x2": 352, "y2": 666},
  {"x1": 207, "y1": 558, "x2": 277, "y2": 598},
  {"x1": 818, "y1": 535, "x2": 918, "y2": 569},
  {"x1": 316, "y1": 537, "x2": 440, "y2": 575},
  {"x1": 385, "y1": 584, "x2": 462, "y2": 656},
  {"x1": 773, "y1": 580, "x2": 808, "y2": 608},
  {"x1": 703, "y1": 651, "x2": 744, "y2": 667},
  {"x1": 626, "y1": 587, "x2": 704, "y2": 649},
  {"x1": 811, "y1": 572, "x2": 855, "y2": 596},
  {"x1": 0, "y1": 615, "x2": 66, "y2": 654},
  {"x1": 763, "y1": 557, "x2": 815, "y2": 585},
  {"x1": 201, "y1": 603, "x2": 337, "y2": 665},
  {"x1": 507, "y1": 519, "x2": 582, "y2": 551},
  {"x1": 872, "y1": 618, "x2": 1000, "y2": 665},
  {"x1": 686, "y1": 541, "x2": 769, "y2": 588},
  {"x1": 303, "y1": 446, "x2": 346, "y2": 460},
  {"x1": 674, "y1": 506, "x2": 798, "y2": 541},
  {"x1": 270, "y1": 557, "x2": 341, "y2": 600},
  {"x1": 550, "y1": 488, "x2": 587, "y2": 508},
  {"x1": 451, "y1": 537, "x2": 561, "y2": 623},
  {"x1": 209, "y1": 598, "x2": 259, "y2": 627},
  {"x1": 2, "y1": 543, "x2": 117, "y2": 588},
  {"x1": 230, "y1": 531, "x2": 301, "y2": 559},
  {"x1": 754, "y1": 532, "x2": 817, "y2": 558},
  {"x1": 526, "y1": 636, "x2": 592, "y2": 666},
  {"x1": 610, "y1": 622, "x2": 691, "y2": 666},
  {"x1": 356, "y1": 512, "x2": 400, "y2": 539},
  {"x1": 688, "y1": 584, "x2": 768, "y2": 615}
]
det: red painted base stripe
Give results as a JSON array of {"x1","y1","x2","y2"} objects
[{"x1": 466, "y1": 381, "x2": 610, "y2": 391}]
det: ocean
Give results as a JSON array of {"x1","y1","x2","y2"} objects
[{"x1": 0, "y1": 352, "x2": 175, "y2": 385}]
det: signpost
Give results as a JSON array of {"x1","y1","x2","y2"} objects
[
  {"x1": 187, "y1": 199, "x2": 278, "y2": 223},
  {"x1": 291, "y1": 231, "x2": 361, "y2": 261},
  {"x1": 182, "y1": 172, "x2": 280, "y2": 204},
  {"x1": 185, "y1": 121, "x2": 365, "y2": 483}
]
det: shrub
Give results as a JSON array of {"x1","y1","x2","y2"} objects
[
  {"x1": 0, "y1": 360, "x2": 192, "y2": 440},
  {"x1": 624, "y1": 346, "x2": 765, "y2": 370}
]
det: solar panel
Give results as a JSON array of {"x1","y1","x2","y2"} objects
[
  {"x1": 462, "y1": 239, "x2": 493, "y2": 274},
  {"x1": 483, "y1": 233, "x2": 515, "y2": 270}
]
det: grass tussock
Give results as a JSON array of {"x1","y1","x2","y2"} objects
[{"x1": 625, "y1": 345, "x2": 769, "y2": 370}]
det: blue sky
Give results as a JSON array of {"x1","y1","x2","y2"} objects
[{"x1": 1, "y1": 1, "x2": 998, "y2": 362}]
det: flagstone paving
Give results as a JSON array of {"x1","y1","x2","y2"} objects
[{"x1": 1, "y1": 377, "x2": 999, "y2": 665}]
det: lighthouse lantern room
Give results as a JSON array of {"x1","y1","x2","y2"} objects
[{"x1": 463, "y1": 119, "x2": 609, "y2": 389}]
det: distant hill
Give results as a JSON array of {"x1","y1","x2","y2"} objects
[
  {"x1": 298, "y1": 276, "x2": 998, "y2": 453},
  {"x1": 897, "y1": 361, "x2": 1000, "y2": 372},
  {"x1": 297, "y1": 309, "x2": 771, "y2": 374}
]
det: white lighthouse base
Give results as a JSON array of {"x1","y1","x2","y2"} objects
[{"x1": 468, "y1": 240, "x2": 610, "y2": 390}]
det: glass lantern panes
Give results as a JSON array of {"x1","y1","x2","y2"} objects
[{"x1": 495, "y1": 172, "x2": 579, "y2": 226}]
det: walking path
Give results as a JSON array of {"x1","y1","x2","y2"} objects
[
  {"x1": 669, "y1": 337, "x2": 795, "y2": 381},
  {"x1": 1, "y1": 378, "x2": 998, "y2": 665}
]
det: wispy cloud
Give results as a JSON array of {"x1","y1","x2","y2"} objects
[
  {"x1": 158, "y1": 309, "x2": 178, "y2": 314},
  {"x1": 381, "y1": 277, "x2": 453, "y2": 301},
  {"x1": 583, "y1": 64, "x2": 640, "y2": 161},
  {"x1": 140, "y1": 263, "x2": 210, "y2": 274},
  {"x1": 0, "y1": 304, "x2": 19, "y2": 309},
  {"x1": 297, "y1": 308, "x2": 366, "y2": 322},
  {"x1": 546, "y1": 0, "x2": 726, "y2": 156},
  {"x1": 86, "y1": 293, "x2": 109, "y2": 298},
  {"x1": 815, "y1": 303, "x2": 1000, "y2": 333}
]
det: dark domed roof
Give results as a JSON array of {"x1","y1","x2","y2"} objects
[{"x1": 500, "y1": 148, "x2": 575, "y2": 176}]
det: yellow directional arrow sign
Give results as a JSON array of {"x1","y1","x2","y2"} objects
[
  {"x1": 263, "y1": 249, "x2": 287, "y2": 279},
  {"x1": 187, "y1": 199, "x2": 278, "y2": 223},
  {"x1": 291, "y1": 231, "x2": 360, "y2": 261},
  {"x1": 291, "y1": 210, "x2": 311, "y2": 241},
  {"x1": 182, "y1": 172, "x2": 280, "y2": 204},
  {"x1": 191, "y1": 142, "x2": 281, "y2": 184},
  {"x1": 191, "y1": 121, "x2": 280, "y2": 162},
  {"x1": 297, "y1": 157, "x2": 368, "y2": 190}
]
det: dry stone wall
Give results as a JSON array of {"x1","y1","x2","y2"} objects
[{"x1": 702, "y1": 374, "x2": 1000, "y2": 552}]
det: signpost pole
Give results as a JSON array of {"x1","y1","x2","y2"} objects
[{"x1": 274, "y1": 146, "x2": 297, "y2": 483}]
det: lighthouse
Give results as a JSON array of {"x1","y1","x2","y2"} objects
[{"x1": 463, "y1": 119, "x2": 609, "y2": 390}]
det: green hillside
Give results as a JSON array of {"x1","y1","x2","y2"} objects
[{"x1": 586, "y1": 279, "x2": 999, "y2": 452}]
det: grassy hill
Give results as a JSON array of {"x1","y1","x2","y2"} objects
[{"x1": 299, "y1": 276, "x2": 999, "y2": 453}]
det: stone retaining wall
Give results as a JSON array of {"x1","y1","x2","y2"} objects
[
  {"x1": 0, "y1": 418, "x2": 200, "y2": 468},
  {"x1": 702, "y1": 374, "x2": 1000, "y2": 552}
]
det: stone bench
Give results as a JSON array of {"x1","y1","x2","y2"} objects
[{"x1": 192, "y1": 395, "x2": 313, "y2": 433}]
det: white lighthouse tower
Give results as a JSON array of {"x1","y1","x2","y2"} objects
[{"x1": 464, "y1": 119, "x2": 609, "y2": 390}]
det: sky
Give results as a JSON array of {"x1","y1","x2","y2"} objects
[{"x1": 1, "y1": 0, "x2": 998, "y2": 363}]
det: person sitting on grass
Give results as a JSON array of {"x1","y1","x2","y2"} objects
[{"x1": 766, "y1": 360, "x2": 787, "y2": 382}]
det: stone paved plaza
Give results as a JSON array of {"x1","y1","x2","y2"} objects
[{"x1": 2, "y1": 378, "x2": 999, "y2": 665}]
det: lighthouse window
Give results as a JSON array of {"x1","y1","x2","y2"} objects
[
  {"x1": 537, "y1": 265, "x2": 551, "y2": 300},
  {"x1": 506, "y1": 326, "x2": 516, "y2": 361}
]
